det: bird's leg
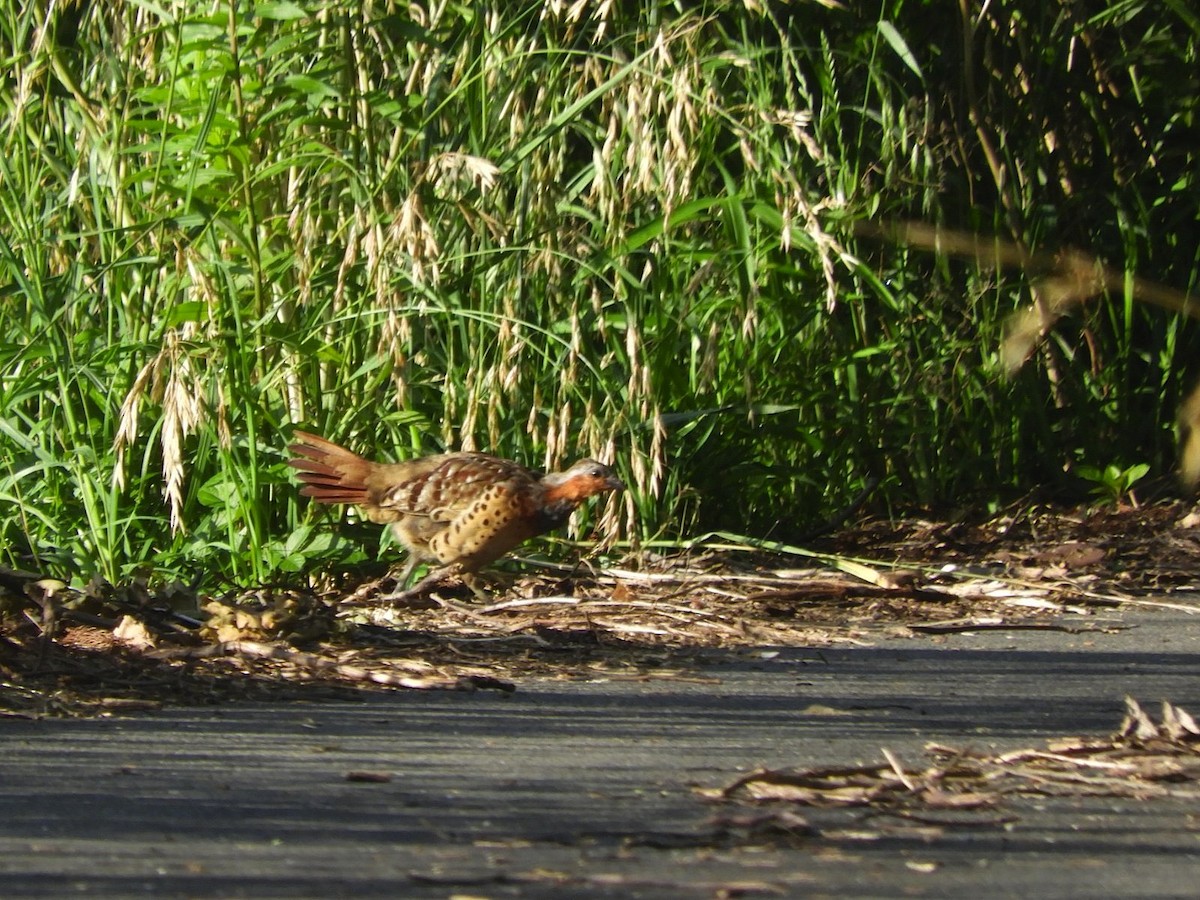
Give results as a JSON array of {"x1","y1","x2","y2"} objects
[
  {"x1": 339, "y1": 554, "x2": 428, "y2": 608},
  {"x1": 396, "y1": 554, "x2": 421, "y2": 588},
  {"x1": 459, "y1": 571, "x2": 490, "y2": 602},
  {"x1": 379, "y1": 564, "x2": 494, "y2": 604},
  {"x1": 380, "y1": 563, "x2": 459, "y2": 603}
]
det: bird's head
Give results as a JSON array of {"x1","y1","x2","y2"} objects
[{"x1": 541, "y1": 460, "x2": 624, "y2": 505}]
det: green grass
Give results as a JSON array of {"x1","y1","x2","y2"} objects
[{"x1": 0, "y1": 1, "x2": 1197, "y2": 589}]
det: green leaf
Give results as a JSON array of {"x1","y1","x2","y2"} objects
[
  {"x1": 878, "y1": 21, "x2": 923, "y2": 78},
  {"x1": 255, "y1": 1, "x2": 309, "y2": 21},
  {"x1": 285, "y1": 75, "x2": 340, "y2": 100},
  {"x1": 165, "y1": 300, "x2": 209, "y2": 327}
]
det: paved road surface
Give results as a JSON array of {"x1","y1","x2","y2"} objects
[{"x1": 4, "y1": 609, "x2": 1200, "y2": 897}]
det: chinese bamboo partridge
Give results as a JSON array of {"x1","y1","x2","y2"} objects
[{"x1": 287, "y1": 430, "x2": 623, "y2": 597}]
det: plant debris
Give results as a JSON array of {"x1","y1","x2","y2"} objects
[
  {"x1": 704, "y1": 697, "x2": 1200, "y2": 841},
  {"x1": 2, "y1": 501, "x2": 1199, "y2": 716}
]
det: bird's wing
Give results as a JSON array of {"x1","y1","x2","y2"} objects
[{"x1": 369, "y1": 453, "x2": 538, "y2": 522}]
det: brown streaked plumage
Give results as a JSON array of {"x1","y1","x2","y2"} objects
[{"x1": 287, "y1": 430, "x2": 623, "y2": 596}]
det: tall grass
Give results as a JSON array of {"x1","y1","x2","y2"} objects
[{"x1": 0, "y1": 0, "x2": 1196, "y2": 588}]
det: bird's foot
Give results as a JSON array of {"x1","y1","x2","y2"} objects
[{"x1": 377, "y1": 564, "x2": 496, "y2": 604}]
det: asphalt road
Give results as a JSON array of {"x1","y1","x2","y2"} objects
[{"x1": 4, "y1": 608, "x2": 1200, "y2": 898}]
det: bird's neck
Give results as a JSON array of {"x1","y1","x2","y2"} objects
[
  {"x1": 534, "y1": 495, "x2": 579, "y2": 530},
  {"x1": 542, "y1": 477, "x2": 593, "y2": 506}
]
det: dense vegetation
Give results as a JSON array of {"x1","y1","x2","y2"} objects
[{"x1": 1, "y1": 0, "x2": 1197, "y2": 588}]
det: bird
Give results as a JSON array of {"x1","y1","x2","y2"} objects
[{"x1": 286, "y1": 430, "x2": 624, "y2": 598}]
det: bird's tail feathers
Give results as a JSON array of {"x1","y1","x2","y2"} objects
[{"x1": 287, "y1": 430, "x2": 376, "y2": 505}]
